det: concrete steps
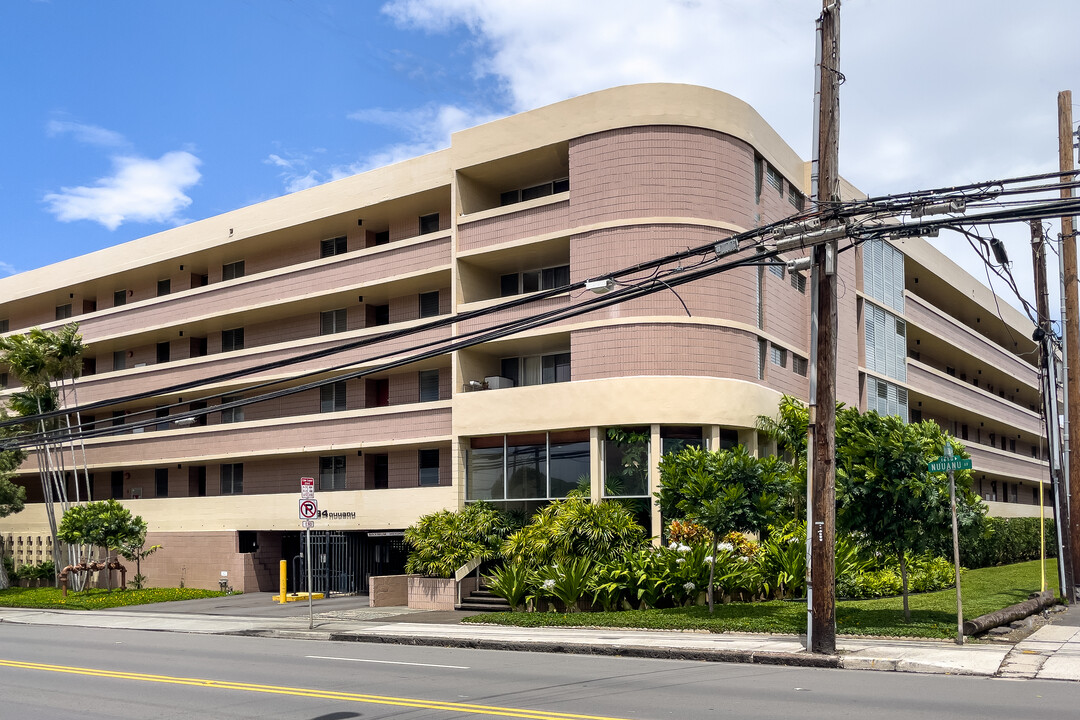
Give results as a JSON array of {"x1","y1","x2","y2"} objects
[{"x1": 457, "y1": 588, "x2": 511, "y2": 612}]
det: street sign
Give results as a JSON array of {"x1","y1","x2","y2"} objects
[
  {"x1": 301, "y1": 520, "x2": 314, "y2": 529},
  {"x1": 928, "y1": 458, "x2": 972, "y2": 472},
  {"x1": 300, "y1": 476, "x2": 315, "y2": 498},
  {"x1": 299, "y1": 498, "x2": 319, "y2": 520}
]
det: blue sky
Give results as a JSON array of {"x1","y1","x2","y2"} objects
[{"x1": 3, "y1": 0, "x2": 1079, "y2": 314}]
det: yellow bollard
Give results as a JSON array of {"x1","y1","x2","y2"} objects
[{"x1": 279, "y1": 559, "x2": 287, "y2": 604}]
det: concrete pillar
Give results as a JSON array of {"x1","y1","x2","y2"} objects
[
  {"x1": 590, "y1": 427, "x2": 603, "y2": 503},
  {"x1": 650, "y1": 424, "x2": 662, "y2": 545}
]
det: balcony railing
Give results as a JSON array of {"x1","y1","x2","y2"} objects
[
  {"x1": 904, "y1": 291, "x2": 1037, "y2": 389},
  {"x1": 57, "y1": 235, "x2": 451, "y2": 344},
  {"x1": 68, "y1": 403, "x2": 452, "y2": 468},
  {"x1": 907, "y1": 360, "x2": 1041, "y2": 436}
]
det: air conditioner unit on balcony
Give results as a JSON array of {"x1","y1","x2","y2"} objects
[{"x1": 484, "y1": 376, "x2": 515, "y2": 389}]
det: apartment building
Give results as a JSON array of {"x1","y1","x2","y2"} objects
[{"x1": 0, "y1": 84, "x2": 1049, "y2": 592}]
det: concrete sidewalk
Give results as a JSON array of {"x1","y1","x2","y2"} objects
[{"x1": 1, "y1": 596, "x2": 1078, "y2": 681}]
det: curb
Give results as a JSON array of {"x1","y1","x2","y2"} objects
[{"x1": 320, "y1": 632, "x2": 842, "y2": 668}]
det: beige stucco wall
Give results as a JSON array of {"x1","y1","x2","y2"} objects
[{"x1": 453, "y1": 376, "x2": 783, "y2": 437}]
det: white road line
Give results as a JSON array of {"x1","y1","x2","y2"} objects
[{"x1": 305, "y1": 655, "x2": 470, "y2": 669}]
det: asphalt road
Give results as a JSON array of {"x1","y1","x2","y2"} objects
[{"x1": 0, "y1": 624, "x2": 1075, "y2": 719}]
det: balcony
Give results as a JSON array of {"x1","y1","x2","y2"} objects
[
  {"x1": 906, "y1": 360, "x2": 1041, "y2": 436},
  {"x1": 61, "y1": 234, "x2": 451, "y2": 344},
  {"x1": 904, "y1": 291, "x2": 1037, "y2": 389},
  {"x1": 67, "y1": 403, "x2": 452, "y2": 469},
  {"x1": 69, "y1": 322, "x2": 454, "y2": 406},
  {"x1": 458, "y1": 198, "x2": 570, "y2": 253},
  {"x1": 963, "y1": 442, "x2": 1049, "y2": 484}
]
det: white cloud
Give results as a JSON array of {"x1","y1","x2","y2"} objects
[
  {"x1": 46, "y1": 119, "x2": 127, "y2": 147},
  {"x1": 0, "y1": 260, "x2": 18, "y2": 277},
  {"x1": 43, "y1": 151, "x2": 202, "y2": 230},
  {"x1": 341, "y1": 103, "x2": 501, "y2": 174},
  {"x1": 381, "y1": 0, "x2": 1080, "y2": 317}
]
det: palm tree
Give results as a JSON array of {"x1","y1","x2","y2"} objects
[{"x1": 0, "y1": 325, "x2": 90, "y2": 586}]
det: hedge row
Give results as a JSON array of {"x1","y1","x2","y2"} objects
[{"x1": 934, "y1": 516, "x2": 1057, "y2": 569}]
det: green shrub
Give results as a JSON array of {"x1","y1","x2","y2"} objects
[
  {"x1": 946, "y1": 516, "x2": 1057, "y2": 569},
  {"x1": 486, "y1": 561, "x2": 531, "y2": 611},
  {"x1": 533, "y1": 557, "x2": 594, "y2": 612},
  {"x1": 501, "y1": 497, "x2": 645, "y2": 567},
  {"x1": 404, "y1": 501, "x2": 520, "y2": 578}
]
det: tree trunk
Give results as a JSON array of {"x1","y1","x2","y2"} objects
[
  {"x1": 0, "y1": 558, "x2": 9, "y2": 590},
  {"x1": 899, "y1": 551, "x2": 910, "y2": 622},
  {"x1": 707, "y1": 534, "x2": 717, "y2": 614}
]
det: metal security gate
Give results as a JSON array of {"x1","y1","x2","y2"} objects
[
  {"x1": 291, "y1": 531, "x2": 359, "y2": 595},
  {"x1": 358, "y1": 532, "x2": 408, "y2": 593}
]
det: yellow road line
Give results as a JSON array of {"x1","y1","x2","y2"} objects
[{"x1": 0, "y1": 659, "x2": 633, "y2": 720}]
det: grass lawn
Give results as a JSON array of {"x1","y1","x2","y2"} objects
[
  {"x1": 0, "y1": 586, "x2": 228, "y2": 610},
  {"x1": 463, "y1": 558, "x2": 1059, "y2": 640}
]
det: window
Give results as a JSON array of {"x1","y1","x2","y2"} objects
[
  {"x1": 418, "y1": 213, "x2": 440, "y2": 235},
  {"x1": 419, "y1": 291, "x2": 440, "y2": 318},
  {"x1": 157, "y1": 279, "x2": 171, "y2": 296},
  {"x1": 500, "y1": 352, "x2": 570, "y2": 387},
  {"x1": 661, "y1": 426, "x2": 705, "y2": 456},
  {"x1": 111, "y1": 410, "x2": 125, "y2": 428},
  {"x1": 320, "y1": 308, "x2": 348, "y2": 335},
  {"x1": 220, "y1": 396, "x2": 244, "y2": 424},
  {"x1": 155, "y1": 468, "x2": 168, "y2": 498},
  {"x1": 466, "y1": 431, "x2": 589, "y2": 502},
  {"x1": 372, "y1": 454, "x2": 389, "y2": 489},
  {"x1": 56, "y1": 303, "x2": 73, "y2": 320},
  {"x1": 220, "y1": 463, "x2": 243, "y2": 495},
  {"x1": 113, "y1": 351, "x2": 126, "y2": 371},
  {"x1": 155, "y1": 406, "x2": 170, "y2": 431},
  {"x1": 0, "y1": 373, "x2": 7, "y2": 389},
  {"x1": 374, "y1": 231, "x2": 390, "y2": 246},
  {"x1": 221, "y1": 328, "x2": 244, "y2": 352},
  {"x1": 754, "y1": 156, "x2": 763, "y2": 204},
  {"x1": 756, "y1": 266, "x2": 764, "y2": 329},
  {"x1": 758, "y1": 339, "x2": 767, "y2": 379},
  {"x1": 110, "y1": 471, "x2": 124, "y2": 499},
  {"x1": 769, "y1": 263, "x2": 785, "y2": 279},
  {"x1": 789, "y1": 189, "x2": 805, "y2": 211},
  {"x1": 793, "y1": 355, "x2": 808, "y2": 377},
  {"x1": 113, "y1": 290, "x2": 127, "y2": 307},
  {"x1": 418, "y1": 449, "x2": 440, "y2": 486},
  {"x1": 0, "y1": 319, "x2": 8, "y2": 334},
  {"x1": 790, "y1": 272, "x2": 806, "y2": 294},
  {"x1": 156, "y1": 341, "x2": 170, "y2": 364},
  {"x1": 500, "y1": 265, "x2": 570, "y2": 296},
  {"x1": 867, "y1": 376, "x2": 909, "y2": 420},
  {"x1": 190, "y1": 337, "x2": 208, "y2": 358},
  {"x1": 771, "y1": 344, "x2": 787, "y2": 368},
  {"x1": 766, "y1": 163, "x2": 783, "y2": 194},
  {"x1": 862, "y1": 239, "x2": 905, "y2": 313},
  {"x1": 419, "y1": 369, "x2": 440, "y2": 402},
  {"x1": 222, "y1": 260, "x2": 245, "y2": 281},
  {"x1": 499, "y1": 179, "x2": 569, "y2": 207},
  {"x1": 320, "y1": 236, "x2": 347, "y2": 258},
  {"x1": 865, "y1": 304, "x2": 907, "y2": 383},
  {"x1": 320, "y1": 381, "x2": 347, "y2": 413},
  {"x1": 319, "y1": 455, "x2": 347, "y2": 491}
]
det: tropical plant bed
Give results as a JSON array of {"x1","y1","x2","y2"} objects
[
  {"x1": 464, "y1": 558, "x2": 1057, "y2": 640},
  {"x1": 0, "y1": 587, "x2": 228, "y2": 610}
]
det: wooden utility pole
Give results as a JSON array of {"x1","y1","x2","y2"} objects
[
  {"x1": 1031, "y1": 219, "x2": 1074, "y2": 600},
  {"x1": 1059, "y1": 90, "x2": 1080, "y2": 600},
  {"x1": 808, "y1": 0, "x2": 841, "y2": 655}
]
